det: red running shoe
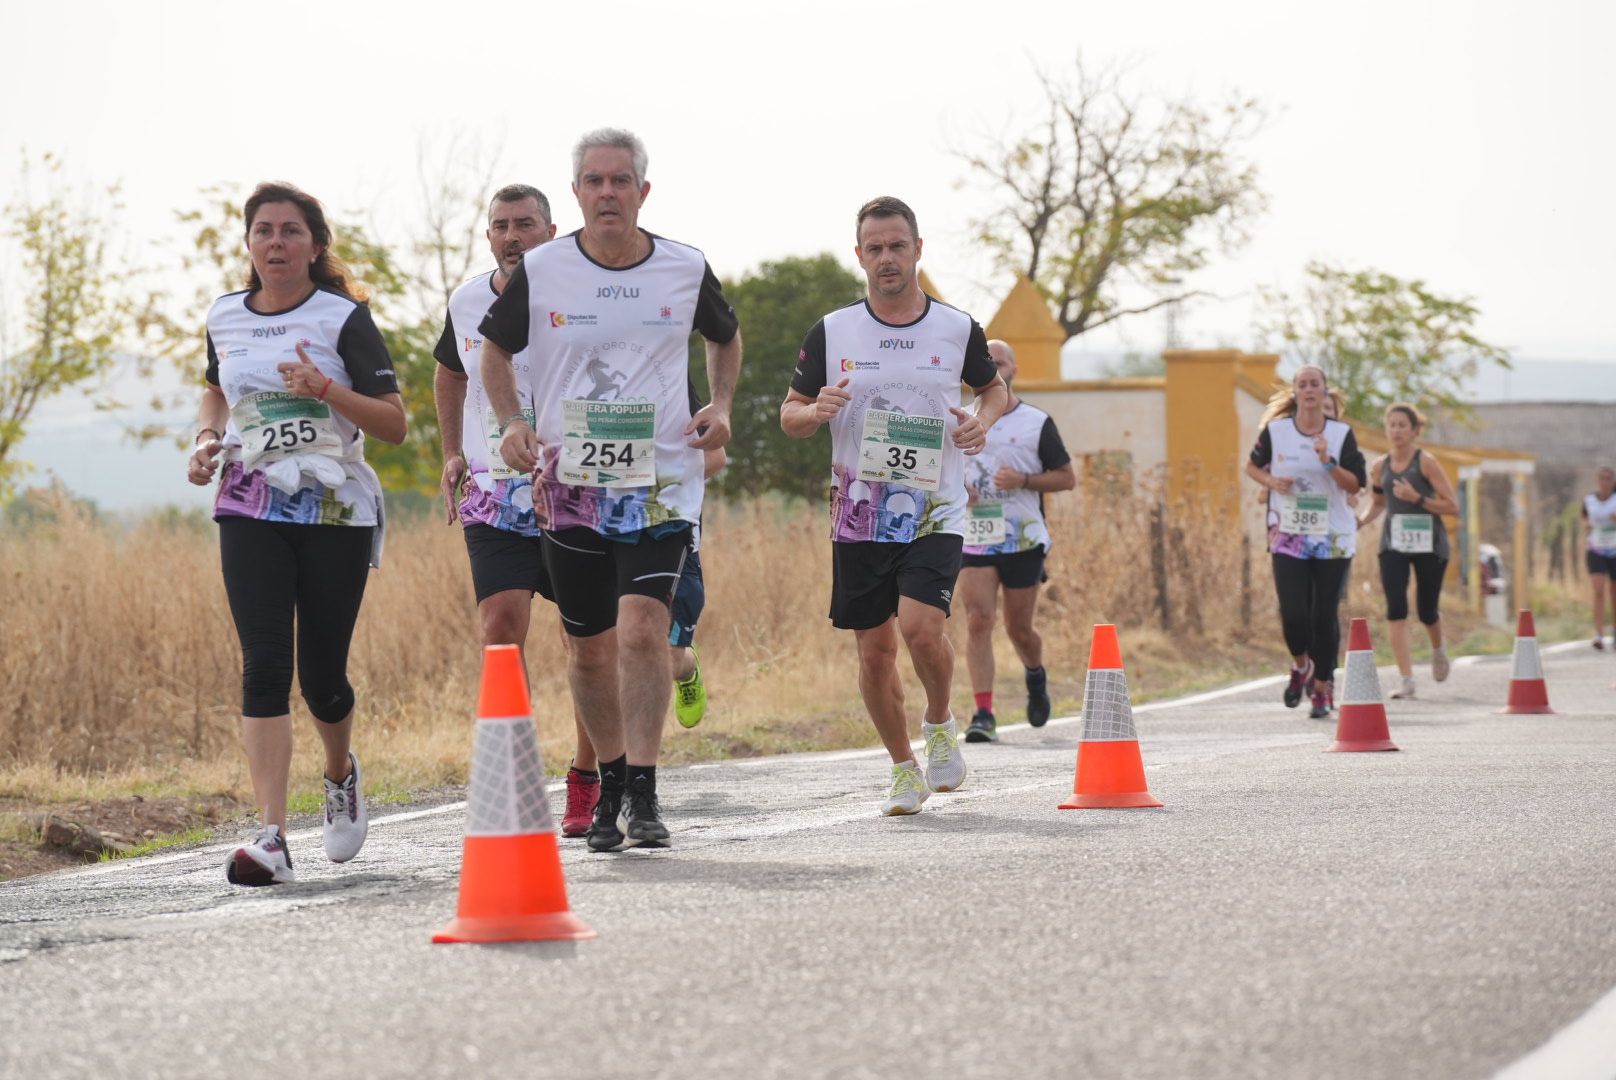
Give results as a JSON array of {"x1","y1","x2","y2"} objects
[{"x1": 562, "y1": 768, "x2": 600, "y2": 838}]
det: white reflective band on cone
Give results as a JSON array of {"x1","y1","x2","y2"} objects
[
  {"x1": 1340, "y1": 650, "x2": 1383, "y2": 706},
  {"x1": 465, "y1": 717, "x2": 557, "y2": 837},
  {"x1": 1079, "y1": 668, "x2": 1139, "y2": 742},
  {"x1": 1510, "y1": 638, "x2": 1545, "y2": 681}
]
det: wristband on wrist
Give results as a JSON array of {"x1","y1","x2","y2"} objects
[
  {"x1": 316, "y1": 375, "x2": 333, "y2": 401},
  {"x1": 499, "y1": 412, "x2": 528, "y2": 434},
  {"x1": 1325, "y1": 457, "x2": 1339, "y2": 470},
  {"x1": 194, "y1": 427, "x2": 221, "y2": 446}
]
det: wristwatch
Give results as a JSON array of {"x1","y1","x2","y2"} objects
[{"x1": 1324, "y1": 457, "x2": 1339, "y2": 470}]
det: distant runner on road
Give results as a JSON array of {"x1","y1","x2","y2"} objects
[
  {"x1": 781, "y1": 195, "x2": 1008, "y2": 815},
  {"x1": 187, "y1": 182, "x2": 406, "y2": 886},
  {"x1": 1245, "y1": 366, "x2": 1366, "y2": 720},
  {"x1": 1358, "y1": 403, "x2": 1457, "y2": 699},
  {"x1": 958, "y1": 339, "x2": 1075, "y2": 743},
  {"x1": 1582, "y1": 465, "x2": 1616, "y2": 650}
]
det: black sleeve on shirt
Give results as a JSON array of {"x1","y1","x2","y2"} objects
[
  {"x1": 337, "y1": 305, "x2": 399, "y2": 397},
  {"x1": 204, "y1": 331, "x2": 219, "y2": 385},
  {"x1": 692, "y1": 262, "x2": 739, "y2": 344},
  {"x1": 1036, "y1": 416, "x2": 1072, "y2": 472},
  {"x1": 788, "y1": 320, "x2": 829, "y2": 398},
  {"x1": 1338, "y1": 428, "x2": 1367, "y2": 488},
  {"x1": 479, "y1": 259, "x2": 531, "y2": 354},
  {"x1": 961, "y1": 320, "x2": 996, "y2": 389},
  {"x1": 433, "y1": 307, "x2": 463, "y2": 373},
  {"x1": 1249, "y1": 424, "x2": 1273, "y2": 468}
]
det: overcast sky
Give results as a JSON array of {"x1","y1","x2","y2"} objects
[{"x1": 3, "y1": 0, "x2": 1613, "y2": 507}]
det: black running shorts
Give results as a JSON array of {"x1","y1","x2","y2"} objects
[
  {"x1": 541, "y1": 525, "x2": 692, "y2": 638},
  {"x1": 1587, "y1": 550, "x2": 1616, "y2": 579},
  {"x1": 959, "y1": 545, "x2": 1047, "y2": 589},
  {"x1": 830, "y1": 533, "x2": 964, "y2": 630},
  {"x1": 463, "y1": 524, "x2": 554, "y2": 604}
]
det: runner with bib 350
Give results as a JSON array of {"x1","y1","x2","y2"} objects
[
  {"x1": 958, "y1": 340, "x2": 1075, "y2": 743},
  {"x1": 1245, "y1": 365, "x2": 1367, "y2": 720}
]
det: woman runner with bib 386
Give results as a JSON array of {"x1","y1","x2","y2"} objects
[
  {"x1": 186, "y1": 182, "x2": 405, "y2": 886},
  {"x1": 1245, "y1": 366, "x2": 1366, "y2": 719},
  {"x1": 1357, "y1": 403, "x2": 1458, "y2": 699}
]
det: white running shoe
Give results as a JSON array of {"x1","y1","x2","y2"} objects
[
  {"x1": 226, "y1": 824, "x2": 295, "y2": 886},
  {"x1": 1431, "y1": 648, "x2": 1450, "y2": 683},
  {"x1": 322, "y1": 752, "x2": 368, "y2": 863},
  {"x1": 880, "y1": 760, "x2": 929, "y2": 816},
  {"x1": 1390, "y1": 676, "x2": 1417, "y2": 700},
  {"x1": 922, "y1": 716, "x2": 967, "y2": 793}
]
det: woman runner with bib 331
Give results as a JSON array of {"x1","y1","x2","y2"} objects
[
  {"x1": 186, "y1": 182, "x2": 405, "y2": 886},
  {"x1": 1245, "y1": 366, "x2": 1366, "y2": 719},
  {"x1": 1358, "y1": 403, "x2": 1458, "y2": 699}
]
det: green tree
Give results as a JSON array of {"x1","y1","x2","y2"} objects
[
  {"x1": 688, "y1": 253, "x2": 863, "y2": 502},
  {"x1": 1259, "y1": 261, "x2": 1510, "y2": 421},
  {"x1": 958, "y1": 56, "x2": 1267, "y2": 339},
  {"x1": 0, "y1": 154, "x2": 153, "y2": 500}
]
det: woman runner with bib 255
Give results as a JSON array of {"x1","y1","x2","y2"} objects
[
  {"x1": 1357, "y1": 403, "x2": 1458, "y2": 699},
  {"x1": 1245, "y1": 366, "x2": 1366, "y2": 719},
  {"x1": 187, "y1": 182, "x2": 405, "y2": 886},
  {"x1": 1582, "y1": 465, "x2": 1616, "y2": 649}
]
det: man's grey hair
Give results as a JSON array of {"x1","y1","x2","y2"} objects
[
  {"x1": 488, "y1": 184, "x2": 551, "y2": 225},
  {"x1": 572, "y1": 128, "x2": 649, "y2": 186}
]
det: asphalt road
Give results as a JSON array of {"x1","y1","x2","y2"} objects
[{"x1": 2, "y1": 643, "x2": 1613, "y2": 1080}]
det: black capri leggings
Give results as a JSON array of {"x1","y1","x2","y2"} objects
[
  {"x1": 1271, "y1": 554, "x2": 1351, "y2": 681},
  {"x1": 1379, "y1": 551, "x2": 1447, "y2": 625},
  {"x1": 218, "y1": 517, "x2": 375, "y2": 721}
]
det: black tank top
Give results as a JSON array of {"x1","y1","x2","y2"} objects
[{"x1": 1378, "y1": 449, "x2": 1449, "y2": 558}]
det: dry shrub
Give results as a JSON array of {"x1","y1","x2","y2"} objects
[{"x1": 0, "y1": 482, "x2": 1266, "y2": 795}]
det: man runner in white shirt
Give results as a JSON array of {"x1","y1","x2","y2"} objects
[
  {"x1": 959, "y1": 340, "x2": 1076, "y2": 742},
  {"x1": 480, "y1": 128, "x2": 741, "y2": 852},
  {"x1": 781, "y1": 196, "x2": 1008, "y2": 816}
]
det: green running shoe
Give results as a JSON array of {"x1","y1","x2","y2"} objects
[{"x1": 673, "y1": 646, "x2": 707, "y2": 728}]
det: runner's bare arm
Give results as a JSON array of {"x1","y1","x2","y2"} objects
[
  {"x1": 277, "y1": 344, "x2": 405, "y2": 444},
  {"x1": 435, "y1": 365, "x2": 469, "y2": 524},
  {"x1": 1418, "y1": 453, "x2": 1460, "y2": 515},
  {"x1": 186, "y1": 383, "x2": 231, "y2": 486},
  {"x1": 780, "y1": 380, "x2": 850, "y2": 438},
  {"x1": 1006, "y1": 462, "x2": 1077, "y2": 493},
  {"x1": 688, "y1": 330, "x2": 742, "y2": 450},
  {"x1": 480, "y1": 338, "x2": 538, "y2": 472},
  {"x1": 1245, "y1": 460, "x2": 1293, "y2": 493}
]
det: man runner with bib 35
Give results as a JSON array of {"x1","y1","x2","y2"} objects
[{"x1": 781, "y1": 196, "x2": 1007, "y2": 816}]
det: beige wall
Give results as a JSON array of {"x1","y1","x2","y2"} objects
[{"x1": 1019, "y1": 387, "x2": 1168, "y2": 475}]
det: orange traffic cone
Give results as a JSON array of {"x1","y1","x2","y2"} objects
[
  {"x1": 433, "y1": 644, "x2": 595, "y2": 944},
  {"x1": 1501, "y1": 609, "x2": 1554, "y2": 714},
  {"x1": 1059, "y1": 624, "x2": 1162, "y2": 809},
  {"x1": 1327, "y1": 618, "x2": 1399, "y2": 753}
]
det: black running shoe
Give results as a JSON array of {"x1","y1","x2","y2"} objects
[
  {"x1": 1283, "y1": 659, "x2": 1314, "y2": 709},
  {"x1": 586, "y1": 787, "x2": 626, "y2": 852},
  {"x1": 1025, "y1": 668, "x2": 1051, "y2": 728},
  {"x1": 618, "y1": 786, "x2": 670, "y2": 849},
  {"x1": 964, "y1": 708, "x2": 998, "y2": 743},
  {"x1": 1308, "y1": 686, "x2": 1332, "y2": 720}
]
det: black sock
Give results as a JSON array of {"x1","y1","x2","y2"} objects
[
  {"x1": 1025, "y1": 665, "x2": 1046, "y2": 682},
  {"x1": 628, "y1": 763, "x2": 656, "y2": 793},
  {"x1": 569, "y1": 765, "x2": 599, "y2": 781},
  {"x1": 599, "y1": 755, "x2": 628, "y2": 794}
]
